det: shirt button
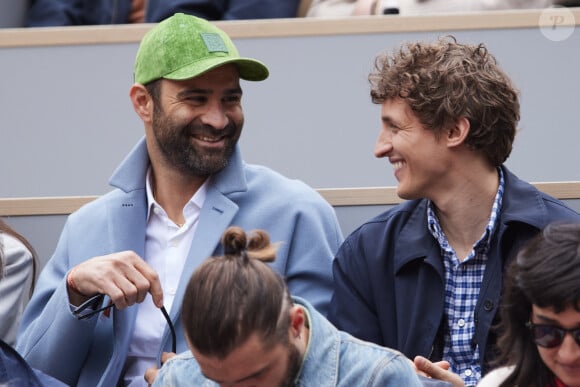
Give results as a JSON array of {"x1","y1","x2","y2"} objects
[
  {"x1": 457, "y1": 319, "x2": 465, "y2": 327},
  {"x1": 464, "y1": 369, "x2": 473, "y2": 377},
  {"x1": 168, "y1": 287, "x2": 176, "y2": 295}
]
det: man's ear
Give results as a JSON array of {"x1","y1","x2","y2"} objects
[
  {"x1": 129, "y1": 83, "x2": 154, "y2": 123},
  {"x1": 446, "y1": 117, "x2": 470, "y2": 148},
  {"x1": 289, "y1": 305, "x2": 305, "y2": 338}
]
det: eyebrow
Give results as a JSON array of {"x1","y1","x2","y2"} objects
[
  {"x1": 381, "y1": 115, "x2": 402, "y2": 127},
  {"x1": 534, "y1": 314, "x2": 580, "y2": 328}
]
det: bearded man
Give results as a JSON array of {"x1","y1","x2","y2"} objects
[{"x1": 16, "y1": 13, "x2": 342, "y2": 387}]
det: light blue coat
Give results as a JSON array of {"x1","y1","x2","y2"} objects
[
  {"x1": 153, "y1": 296, "x2": 424, "y2": 387},
  {"x1": 16, "y1": 138, "x2": 343, "y2": 386}
]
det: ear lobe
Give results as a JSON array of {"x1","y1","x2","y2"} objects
[
  {"x1": 129, "y1": 83, "x2": 153, "y2": 123},
  {"x1": 447, "y1": 117, "x2": 470, "y2": 148}
]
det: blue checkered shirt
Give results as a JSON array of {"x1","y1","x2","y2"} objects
[{"x1": 427, "y1": 168, "x2": 504, "y2": 387}]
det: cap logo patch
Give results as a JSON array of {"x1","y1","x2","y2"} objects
[{"x1": 200, "y1": 33, "x2": 228, "y2": 53}]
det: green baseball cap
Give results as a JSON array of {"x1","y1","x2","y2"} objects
[{"x1": 134, "y1": 13, "x2": 269, "y2": 84}]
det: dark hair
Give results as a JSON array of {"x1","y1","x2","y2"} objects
[
  {"x1": 494, "y1": 222, "x2": 580, "y2": 387},
  {"x1": 144, "y1": 79, "x2": 161, "y2": 105},
  {"x1": 181, "y1": 226, "x2": 290, "y2": 358},
  {"x1": 369, "y1": 35, "x2": 520, "y2": 167},
  {"x1": 0, "y1": 219, "x2": 37, "y2": 295}
]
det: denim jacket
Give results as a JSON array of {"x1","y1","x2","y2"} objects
[{"x1": 153, "y1": 296, "x2": 424, "y2": 387}]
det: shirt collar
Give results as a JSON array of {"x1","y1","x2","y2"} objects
[
  {"x1": 145, "y1": 167, "x2": 209, "y2": 222},
  {"x1": 427, "y1": 167, "x2": 505, "y2": 253}
]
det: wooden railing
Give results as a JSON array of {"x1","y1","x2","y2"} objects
[
  {"x1": 1, "y1": 181, "x2": 579, "y2": 216},
  {"x1": 2, "y1": 9, "x2": 579, "y2": 48}
]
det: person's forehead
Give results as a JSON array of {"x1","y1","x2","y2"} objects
[
  {"x1": 532, "y1": 304, "x2": 580, "y2": 326},
  {"x1": 193, "y1": 334, "x2": 286, "y2": 382}
]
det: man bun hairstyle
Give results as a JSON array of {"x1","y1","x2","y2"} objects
[{"x1": 182, "y1": 226, "x2": 291, "y2": 358}]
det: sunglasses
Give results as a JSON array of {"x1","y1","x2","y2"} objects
[
  {"x1": 526, "y1": 322, "x2": 580, "y2": 348},
  {"x1": 73, "y1": 297, "x2": 177, "y2": 353}
]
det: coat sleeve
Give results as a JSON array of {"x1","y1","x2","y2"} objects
[
  {"x1": 369, "y1": 351, "x2": 424, "y2": 387},
  {"x1": 0, "y1": 234, "x2": 34, "y2": 346},
  {"x1": 281, "y1": 193, "x2": 343, "y2": 317},
  {"x1": 15, "y1": 223, "x2": 103, "y2": 386},
  {"x1": 327, "y1": 235, "x2": 385, "y2": 344}
]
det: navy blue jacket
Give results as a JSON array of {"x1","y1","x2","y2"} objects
[
  {"x1": 328, "y1": 167, "x2": 580, "y2": 375},
  {"x1": 1, "y1": 340, "x2": 66, "y2": 386},
  {"x1": 26, "y1": 0, "x2": 300, "y2": 26}
]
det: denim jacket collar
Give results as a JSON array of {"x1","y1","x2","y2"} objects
[{"x1": 293, "y1": 297, "x2": 340, "y2": 386}]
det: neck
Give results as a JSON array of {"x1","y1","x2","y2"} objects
[
  {"x1": 150, "y1": 168, "x2": 206, "y2": 225},
  {"x1": 432, "y1": 166, "x2": 499, "y2": 260}
]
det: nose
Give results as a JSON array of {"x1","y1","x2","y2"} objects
[
  {"x1": 200, "y1": 100, "x2": 229, "y2": 130},
  {"x1": 557, "y1": 333, "x2": 580, "y2": 363},
  {"x1": 374, "y1": 128, "x2": 393, "y2": 158}
]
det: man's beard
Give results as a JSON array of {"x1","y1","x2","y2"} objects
[
  {"x1": 280, "y1": 342, "x2": 303, "y2": 387},
  {"x1": 152, "y1": 106, "x2": 241, "y2": 177}
]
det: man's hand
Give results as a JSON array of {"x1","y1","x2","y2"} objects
[
  {"x1": 414, "y1": 356, "x2": 465, "y2": 387},
  {"x1": 66, "y1": 251, "x2": 163, "y2": 309},
  {"x1": 144, "y1": 352, "x2": 176, "y2": 386}
]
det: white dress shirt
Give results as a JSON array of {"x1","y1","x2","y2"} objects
[{"x1": 123, "y1": 170, "x2": 207, "y2": 386}]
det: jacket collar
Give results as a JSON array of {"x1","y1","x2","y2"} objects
[
  {"x1": 108, "y1": 136, "x2": 247, "y2": 195},
  {"x1": 393, "y1": 166, "x2": 548, "y2": 274},
  {"x1": 293, "y1": 297, "x2": 340, "y2": 386},
  {"x1": 394, "y1": 200, "x2": 442, "y2": 275},
  {"x1": 498, "y1": 166, "x2": 550, "y2": 229}
]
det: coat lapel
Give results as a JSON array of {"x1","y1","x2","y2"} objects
[
  {"x1": 108, "y1": 189, "x2": 148, "y2": 364},
  {"x1": 169, "y1": 145, "x2": 246, "y2": 319},
  {"x1": 170, "y1": 186, "x2": 240, "y2": 318},
  {"x1": 394, "y1": 201, "x2": 446, "y2": 356}
]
